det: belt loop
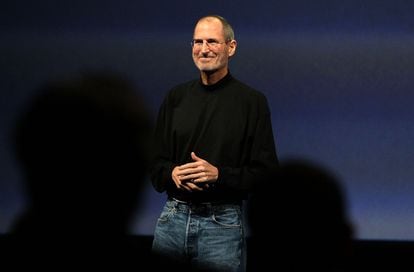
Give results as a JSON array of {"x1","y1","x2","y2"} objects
[{"x1": 172, "y1": 197, "x2": 188, "y2": 204}]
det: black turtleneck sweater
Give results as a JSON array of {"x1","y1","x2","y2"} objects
[{"x1": 150, "y1": 73, "x2": 278, "y2": 203}]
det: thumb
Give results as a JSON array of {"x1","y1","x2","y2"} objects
[{"x1": 191, "y1": 152, "x2": 201, "y2": 161}]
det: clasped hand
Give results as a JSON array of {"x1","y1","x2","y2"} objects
[{"x1": 172, "y1": 152, "x2": 219, "y2": 192}]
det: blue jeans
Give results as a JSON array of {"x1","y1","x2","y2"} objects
[{"x1": 152, "y1": 198, "x2": 245, "y2": 272}]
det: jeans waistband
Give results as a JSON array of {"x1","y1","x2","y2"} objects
[
  {"x1": 168, "y1": 197, "x2": 241, "y2": 206},
  {"x1": 166, "y1": 198, "x2": 241, "y2": 216},
  {"x1": 167, "y1": 197, "x2": 241, "y2": 214}
]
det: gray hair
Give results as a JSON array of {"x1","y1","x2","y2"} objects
[{"x1": 196, "y1": 15, "x2": 235, "y2": 41}]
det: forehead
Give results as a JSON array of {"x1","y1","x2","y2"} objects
[{"x1": 193, "y1": 18, "x2": 224, "y2": 38}]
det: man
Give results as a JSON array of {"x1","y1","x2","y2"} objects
[{"x1": 150, "y1": 15, "x2": 278, "y2": 271}]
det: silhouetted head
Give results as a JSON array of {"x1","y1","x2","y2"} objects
[{"x1": 13, "y1": 72, "x2": 152, "y2": 235}]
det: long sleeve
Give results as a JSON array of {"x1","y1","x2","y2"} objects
[
  {"x1": 217, "y1": 96, "x2": 278, "y2": 191},
  {"x1": 149, "y1": 95, "x2": 176, "y2": 193}
]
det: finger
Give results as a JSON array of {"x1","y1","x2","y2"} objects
[
  {"x1": 179, "y1": 183, "x2": 193, "y2": 192},
  {"x1": 186, "y1": 182, "x2": 204, "y2": 192},
  {"x1": 191, "y1": 152, "x2": 206, "y2": 162},
  {"x1": 180, "y1": 174, "x2": 198, "y2": 182},
  {"x1": 191, "y1": 152, "x2": 199, "y2": 161},
  {"x1": 194, "y1": 175, "x2": 209, "y2": 183},
  {"x1": 176, "y1": 167, "x2": 202, "y2": 176},
  {"x1": 172, "y1": 177, "x2": 184, "y2": 189},
  {"x1": 178, "y1": 161, "x2": 201, "y2": 170},
  {"x1": 182, "y1": 172, "x2": 206, "y2": 182}
]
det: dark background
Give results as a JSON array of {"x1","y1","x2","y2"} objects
[{"x1": 1, "y1": 0, "x2": 414, "y2": 241}]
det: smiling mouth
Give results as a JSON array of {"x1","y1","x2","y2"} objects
[{"x1": 199, "y1": 57, "x2": 213, "y2": 62}]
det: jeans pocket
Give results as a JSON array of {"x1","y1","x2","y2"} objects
[
  {"x1": 157, "y1": 205, "x2": 176, "y2": 223},
  {"x1": 212, "y1": 206, "x2": 241, "y2": 227}
]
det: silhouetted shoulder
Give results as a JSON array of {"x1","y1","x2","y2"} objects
[{"x1": 247, "y1": 159, "x2": 354, "y2": 271}]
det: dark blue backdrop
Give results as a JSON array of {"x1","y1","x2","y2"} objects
[{"x1": 1, "y1": 1, "x2": 414, "y2": 240}]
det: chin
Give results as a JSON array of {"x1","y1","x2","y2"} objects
[{"x1": 197, "y1": 65, "x2": 217, "y2": 72}]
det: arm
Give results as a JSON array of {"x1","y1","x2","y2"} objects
[
  {"x1": 149, "y1": 94, "x2": 206, "y2": 193},
  {"x1": 217, "y1": 98, "x2": 278, "y2": 191},
  {"x1": 149, "y1": 97, "x2": 175, "y2": 193}
]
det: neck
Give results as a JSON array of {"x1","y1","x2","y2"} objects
[{"x1": 200, "y1": 68, "x2": 228, "y2": 85}]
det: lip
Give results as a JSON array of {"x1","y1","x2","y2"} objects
[{"x1": 198, "y1": 57, "x2": 213, "y2": 62}]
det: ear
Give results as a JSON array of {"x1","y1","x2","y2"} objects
[{"x1": 228, "y1": 39, "x2": 237, "y2": 57}]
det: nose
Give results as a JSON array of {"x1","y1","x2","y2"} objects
[{"x1": 200, "y1": 41, "x2": 210, "y2": 52}]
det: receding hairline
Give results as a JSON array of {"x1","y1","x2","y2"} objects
[{"x1": 195, "y1": 15, "x2": 235, "y2": 41}]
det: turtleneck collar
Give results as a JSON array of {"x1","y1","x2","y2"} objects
[{"x1": 198, "y1": 71, "x2": 233, "y2": 91}]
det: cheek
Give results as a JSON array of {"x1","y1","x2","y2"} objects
[
  {"x1": 217, "y1": 53, "x2": 229, "y2": 63},
  {"x1": 192, "y1": 49, "x2": 199, "y2": 56},
  {"x1": 192, "y1": 53, "x2": 200, "y2": 63}
]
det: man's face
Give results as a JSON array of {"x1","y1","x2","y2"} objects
[{"x1": 192, "y1": 18, "x2": 235, "y2": 74}]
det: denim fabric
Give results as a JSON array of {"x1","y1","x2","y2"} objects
[{"x1": 152, "y1": 198, "x2": 245, "y2": 272}]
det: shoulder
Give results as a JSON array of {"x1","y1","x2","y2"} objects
[
  {"x1": 229, "y1": 77, "x2": 269, "y2": 104},
  {"x1": 161, "y1": 79, "x2": 198, "y2": 105},
  {"x1": 170, "y1": 79, "x2": 198, "y2": 95}
]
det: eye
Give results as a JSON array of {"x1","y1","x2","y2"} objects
[
  {"x1": 193, "y1": 39, "x2": 203, "y2": 45},
  {"x1": 206, "y1": 39, "x2": 219, "y2": 45}
]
